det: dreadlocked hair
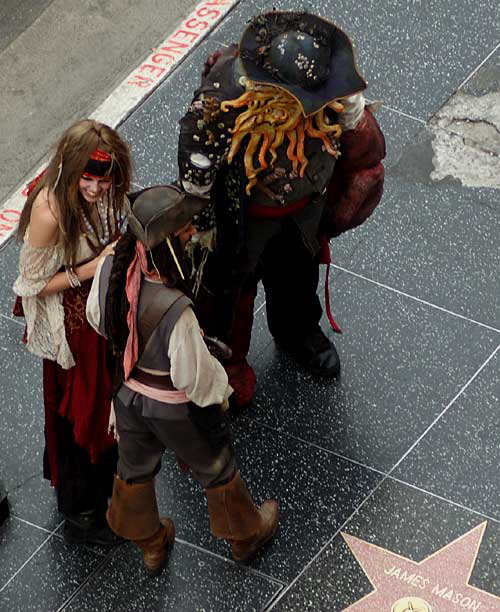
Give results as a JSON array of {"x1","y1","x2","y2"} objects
[
  {"x1": 104, "y1": 227, "x2": 195, "y2": 393},
  {"x1": 104, "y1": 228, "x2": 136, "y2": 360},
  {"x1": 220, "y1": 82, "x2": 344, "y2": 194}
]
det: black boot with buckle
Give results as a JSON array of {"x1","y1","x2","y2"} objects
[{"x1": 276, "y1": 325, "x2": 341, "y2": 378}]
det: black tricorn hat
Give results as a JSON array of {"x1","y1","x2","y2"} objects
[
  {"x1": 127, "y1": 185, "x2": 208, "y2": 249},
  {"x1": 239, "y1": 11, "x2": 367, "y2": 116}
]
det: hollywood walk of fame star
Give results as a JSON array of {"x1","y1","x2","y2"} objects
[{"x1": 341, "y1": 522, "x2": 500, "y2": 610}]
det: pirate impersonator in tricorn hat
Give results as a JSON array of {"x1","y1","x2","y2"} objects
[{"x1": 89, "y1": 183, "x2": 280, "y2": 576}]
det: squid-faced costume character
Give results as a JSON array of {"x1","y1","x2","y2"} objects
[
  {"x1": 177, "y1": 11, "x2": 386, "y2": 407},
  {"x1": 86, "y1": 186, "x2": 279, "y2": 575}
]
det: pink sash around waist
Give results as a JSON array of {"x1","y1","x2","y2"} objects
[{"x1": 124, "y1": 378, "x2": 189, "y2": 404}]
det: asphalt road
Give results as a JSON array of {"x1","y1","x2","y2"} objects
[{"x1": 0, "y1": 0, "x2": 201, "y2": 204}]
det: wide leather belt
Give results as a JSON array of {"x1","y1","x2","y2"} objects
[{"x1": 131, "y1": 369, "x2": 175, "y2": 390}]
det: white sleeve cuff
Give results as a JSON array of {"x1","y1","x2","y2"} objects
[{"x1": 338, "y1": 93, "x2": 365, "y2": 130}]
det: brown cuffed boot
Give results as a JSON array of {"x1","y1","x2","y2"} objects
[
  {"x1": 107, "y1": 475, "x2": 175, "y2": 575},
  {"x1": 206, "y1": 471, "x2": 279, "y2": 562},
  {"x1": 134, "y1": 517, "x2": 176, "y2": 576}
]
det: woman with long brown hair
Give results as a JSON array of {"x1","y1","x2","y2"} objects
[{"x1": 14, "y1": 119, "x2": 131, "y2": 545}]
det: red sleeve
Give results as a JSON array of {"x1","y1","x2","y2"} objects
[{"x1": 321, "y1": 108, "x2": 386, "y2": 239}]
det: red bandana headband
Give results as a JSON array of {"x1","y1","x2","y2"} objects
[{"x1": 82, "y1": 149, "x2": 114, "y2": 180}]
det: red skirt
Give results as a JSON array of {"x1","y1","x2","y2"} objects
[{"x1": 43, "y1": 281, "x2": 116, "y2": 491}]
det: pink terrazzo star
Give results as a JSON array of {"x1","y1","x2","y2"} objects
[{"x1": 342, "y1": 522, "x2": 500, "y2": 611}]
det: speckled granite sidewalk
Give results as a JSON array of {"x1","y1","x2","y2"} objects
[{"x1": 1, "y1": 1, "x2": 500, "y2": 610}]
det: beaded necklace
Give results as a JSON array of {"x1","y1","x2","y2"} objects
[{"x1": 81, "y1": 197, "x2": 110, "y2": 247}]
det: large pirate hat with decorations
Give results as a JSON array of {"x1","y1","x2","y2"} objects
[
  {"x1": 127, "y1": 185, "x2": 207, "y2": 250},
  {"x1": 239, "y1": 11, "x2": 367, "y2": 116}
]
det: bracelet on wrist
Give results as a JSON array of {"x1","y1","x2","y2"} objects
[{"x1": 65, "y1": 266, "x2": 81, "y2": 288}]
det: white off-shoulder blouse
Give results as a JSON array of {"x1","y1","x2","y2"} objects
[{"x1": 14, "y1": 233, "x2": 98, "y2": 369}]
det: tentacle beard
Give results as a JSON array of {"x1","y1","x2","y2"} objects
[{"x1": 220, "y1": 82, "x2": 344, "y2": 195}]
